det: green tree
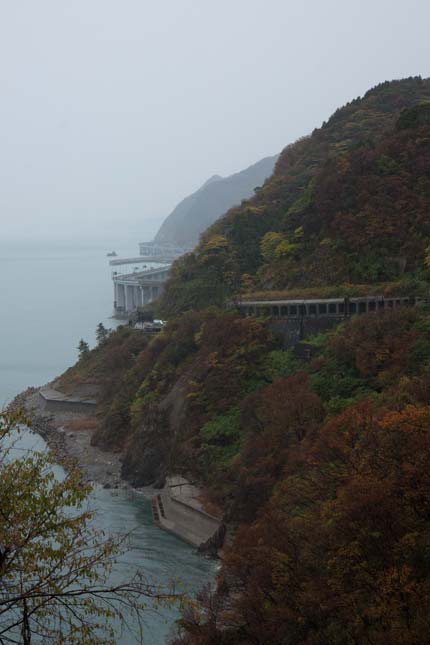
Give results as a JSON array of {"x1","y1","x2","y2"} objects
[
  {"x1": 0, "y1": 411, "x2": 176, "y2": 643},
  {"x1": 96, "y1": 322, "x2": 109, "y2": 345},
  {"x1": 77, "y1": 339, "x2": 90, "y2": 360},
  {"x1": 260, "y1": 231, "x2": 284, "y2": 263}
]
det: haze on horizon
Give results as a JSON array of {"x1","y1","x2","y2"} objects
[{"x1": 1, "y1": 0, "x2": 429, "y2": 249}]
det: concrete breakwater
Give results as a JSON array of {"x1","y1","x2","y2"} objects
[
  {"x1": 7, "y1": 387, "x2": 70, "y2": 465},
  {"x1": 152, "y1": 476, "x2": 225, "y2": 556},
  {"x1": 39, "y1": 387, "x2": 97, "y2": 414}
]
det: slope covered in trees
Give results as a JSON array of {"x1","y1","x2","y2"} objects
[
  {"x1": 173, "y1": 306, "x2": 430, "y2": 644},
  {"x1": 57, "y1": 78, "x2": 430, "y2": 643},
  {"x1": 153, "y1": 154, "x2": 278, "y2": 248},
  {"x1": 159, "y1": 77, "x2": 430, "y2": 315},
  {"x1": 60, "y1": 298, "x2": 430, "y2": 643}
]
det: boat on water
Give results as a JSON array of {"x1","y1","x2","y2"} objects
[{"x1": 106, "y1": 251, "x2": 117, "y2": 257}]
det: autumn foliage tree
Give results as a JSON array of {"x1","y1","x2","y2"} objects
[
  {"x1": 0, "y1": 411, "x2": 175, "y2": 644},
  {"x1": 172, "y1": 303, "x2": 430, "y2": 644},
  {"x1": 176, "y1": 399, "x2": 430, "y2": 644},
  {"x1": 233, "y1": 373, "x2": 323, "y2": 520}
]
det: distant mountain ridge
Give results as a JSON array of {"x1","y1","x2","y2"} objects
[{"x1": 154, "y1": 154, "x2": 278, "y2": 248}]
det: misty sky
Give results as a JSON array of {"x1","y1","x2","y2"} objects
[{"x1": 1, "y1": 0, "x2": 429, "y2": 248}]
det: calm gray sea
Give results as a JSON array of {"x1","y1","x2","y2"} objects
[
  {"x1": 0, "y1": 241, "x2": 213, "y2": 643},
  {"x1": 0, "y1": 242, "x2": 122, "y2": 404}
]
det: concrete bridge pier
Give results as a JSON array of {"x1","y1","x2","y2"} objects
[
  {"x1": 125, "y1": 285, "x2": 135, "y2": 311},
  {"x1": 142, "y1": 286, "x2": 151, "y2": 304},
  {"x1": 116, "y1": 283, "x2": 126, "y2": 309},
  {"x1": 135, "y1": 286, "x2": 143, "y2": 308}
]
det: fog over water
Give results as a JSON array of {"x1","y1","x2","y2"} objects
[{"x1": 1, "y1": 1, "x2": 430, "y2": 245}]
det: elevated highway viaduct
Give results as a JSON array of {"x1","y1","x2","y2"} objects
[{"x1": 113, "y1": 266, "x2": 170, "y2": 317}]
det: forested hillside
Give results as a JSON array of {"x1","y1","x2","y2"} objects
[
  {"x1": 159, "y1": 77, "x2": 430, "y2": 316},
  {"x1": 58, "y1": 78, "x2": 430, "y2": 643},
  {"x1": 61, "y1": 301, "x2": 430, "y2": 643},
  {"x1": 153, "y1": 154, "x2": 277, "y2": 248}
]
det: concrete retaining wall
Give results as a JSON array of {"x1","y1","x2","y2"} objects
[
  {"x1": 270, "y1": 316, "x2": 344, "y2": 348},
  {"x1": 162, "y1": 493, "x2": 221, "y2": 545},
  {"x1": 39, "y1": 388, "x2": 97, "y2": 415},
  {"x1": 152, "y1": 476, "x2": 222, "y2": 547}
]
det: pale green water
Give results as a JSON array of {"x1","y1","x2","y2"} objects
[{"x1": 0, "y1": 242, "x2": 214, "y2": 643}]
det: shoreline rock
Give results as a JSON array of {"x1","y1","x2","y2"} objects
[{"x1": 7, "y1": 386, "x2": 127, "y2": 489}]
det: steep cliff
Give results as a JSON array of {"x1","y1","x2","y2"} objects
[{"x1": 153, "y1": 154, "x2": 278, "y2": 248}]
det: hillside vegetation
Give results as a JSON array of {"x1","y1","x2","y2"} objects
[
  {"x1": 58, "y1": 78, "x2": 430, "y2": 644},
  {"x1": 61, "y1": 301, "x2": 430, "y2": 643},
  {"x1": 158, "y1": 77, "x2": 430, "y2": 316}
]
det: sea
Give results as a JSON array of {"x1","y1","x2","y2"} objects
[{"x1": 0, "y1": 239, "x2": 214, "y2": 644}]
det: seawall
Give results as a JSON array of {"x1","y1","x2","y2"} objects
[
  {"x1": 152, "y1": 475, "x2": 223, "y2": 550},
  {"x1": 39, "y1": 387, "x2": 97, "y2": 414},
  {"x1": 270, "y1": 316, "x2": 344, "y2": 347}
]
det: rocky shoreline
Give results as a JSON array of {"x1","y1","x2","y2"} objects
[
  {"x1": 8, "y1": 386, "x2": 227, "y2": 556},
  {"x1": 7, "y1": 386, "x2": 126, "y2": 489}
]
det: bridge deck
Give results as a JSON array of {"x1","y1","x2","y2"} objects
[{"x1": 109, "y1": 256, "x2": 176, "y2": 266}]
